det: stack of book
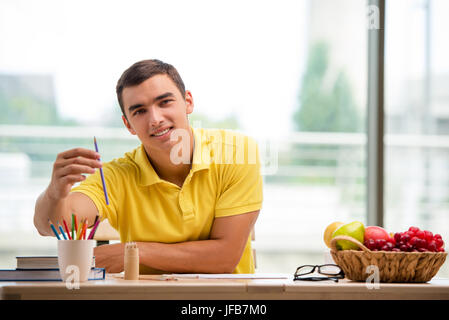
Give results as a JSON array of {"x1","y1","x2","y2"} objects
[{"x1": 0, "y1": 256, "x2": 104, "y2": 281}]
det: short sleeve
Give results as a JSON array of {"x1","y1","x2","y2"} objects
[
  {"x1": 70, "y1": 163, "x2": 120, "y2": 229},
  {"x1": 214, "y1": 136, "x2": 263, "y2": 217}
]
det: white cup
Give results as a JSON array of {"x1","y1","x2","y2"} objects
[{"x1": 57, "y1": 240, "x2": 95, "y2": 283}]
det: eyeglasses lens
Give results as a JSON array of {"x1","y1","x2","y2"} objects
[
  {"x1": 319, "y1": 265, "x2": 341, "y2": 275},
  {"x1": 295, "y1": 265, "x2": 315, "y2": 276}
]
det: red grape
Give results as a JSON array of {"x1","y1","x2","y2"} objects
[
  {"x1": 435, "y1": 238, "x2": 444, "y2": 248},
  {"x1": 417, "y1": 238, "x2": 427, "y2": 249},
  {"x1": 409, "y1": 226, "x2": 420, "y2": 233},
  {"x1": 387, "y1": 236, "x2": 396, "y2": 246},
  {"x1": 375, "y1": 239, "x2": 386, "y2": 249},
  {"x1": 416, "y1": 230, "x2": 425, "y2": 239},
  {"x1": 364, "y1": 239, "x2": 376, "y2": 250},
  {"x1": 424, "y1": 230, "x2": 433, "y2": 241},
  {"x1": 402, "y1": 234, "x2": 411, "y2": 243},
  {"x1": 388, "y1": 227, "x2": 445, "y2": 253},
  {"x1": 428, "y1": 241, "x2": 437, "y2": 252}
]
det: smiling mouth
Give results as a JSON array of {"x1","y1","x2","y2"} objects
[{"x1": 151, "y1": 126, "x2": 173, "y2": 137}]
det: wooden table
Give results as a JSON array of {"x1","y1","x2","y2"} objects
[{"x1": 1, "y1": 274, "x2": 449, "y2": 300}]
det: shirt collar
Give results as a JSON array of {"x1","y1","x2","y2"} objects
[
  {"x1": 136, "y1": 127, "x2": 211, "y2": 186},
  {"x1": 191, "y1": 127, "x2": 212, "y2": 173}
]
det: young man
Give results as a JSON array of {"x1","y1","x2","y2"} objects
[{"x1": 34, "y1": 59, "x2": 263, "y2": 274}]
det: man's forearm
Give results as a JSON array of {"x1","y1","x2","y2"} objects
[
  {"x1": 137, "y1": 239, "x2": 242, "y2": 274},
  {"x1": 34, "y1": 189, "x2": 69, "y2": 236}
]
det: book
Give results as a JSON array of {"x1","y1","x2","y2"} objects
[
  {"x1": 16, "y1": 256, "x2": 96, "y2": 270},
  {"x1": 0, "y1": 268, "x2": 105, "y2": 281}
]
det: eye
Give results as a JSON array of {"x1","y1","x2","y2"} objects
[
  {"x1": 133, "y1": 108, "x2": 146, "y2": 116},
  {"x1": 161, "y1": 99, "x2": 173, "y2": 106}
]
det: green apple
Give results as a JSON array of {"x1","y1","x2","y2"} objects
[{"x1": 331, "y1": 221, "x2": 365, "y2": 250}]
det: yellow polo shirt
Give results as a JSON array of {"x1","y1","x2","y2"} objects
[{"x1": 71, "y1": 127, "x2": 263, "y2": 273}]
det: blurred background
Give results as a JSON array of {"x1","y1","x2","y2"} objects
[{"x1": 1, "y1": 0, "x2": 448, "y2": 277}]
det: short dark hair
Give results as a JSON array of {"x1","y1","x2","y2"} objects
[{"x1": 116, "y1": 59, "x2": 186, "y2": 116}]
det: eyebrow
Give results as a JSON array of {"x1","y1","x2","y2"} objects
[{"x1": 128, "y1": 92, "x2": 175, "y2": 114}]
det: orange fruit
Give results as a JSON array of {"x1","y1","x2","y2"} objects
[{"x1": 323, "y1": 221, "x2": 345, "y2": 248}]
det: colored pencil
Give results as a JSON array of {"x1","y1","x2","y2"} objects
[
  {"x1": 94, "y1": 137, "x2": 110, "y2": 205},
  {"x1": 81, "y1": 219, "x2": 88, "y2": 240},
  {"x1": 93, "y1": 215, "x2": 99, "y2": 226},
  {"x1": 63, "y1": 218, "x2": 72, "y2": 240},
  {"x1": 58, "y1": 221, "x2": 67, "y2": 240},
  {"x1": 71, "y1": 213, "x2": 75, "y2": 240},
  {"x1": 48, "y1": 220, "x2": 61, "y2": 240},
  {"x1": 74, "y1": 214, "x2": 79, "y2": 239},
  {"x1": 88, "y1": 217, "x2": 101, "y2": 240},
  {"x1": 77, "y1": 218, "x2": 85, "y2": 240}
]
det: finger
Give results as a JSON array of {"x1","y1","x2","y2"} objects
[
  {"x1": 60, "y1": 174, "x2": 87, "y2": 185},
  {"x1": 58, "y1": 164, "x2": 97, "y2": 178},
  {"x1": 57, "y1": 148, "x2": 101, "y2": 161},
  {"x1": 57, "y1": 156, "x2": 103, "y2": 170}
]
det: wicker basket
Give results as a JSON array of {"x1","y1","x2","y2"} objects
[{"x1": 330, "y1": 235, "x2": 447, "y2": 283}]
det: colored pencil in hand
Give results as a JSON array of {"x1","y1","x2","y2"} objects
[{"x1": 94, "y1": 137, "x2": 110, "y2": 205}]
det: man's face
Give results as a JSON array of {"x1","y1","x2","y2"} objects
[{"x1": 121, "y1": 74, "x2": 194, "y2": 155}]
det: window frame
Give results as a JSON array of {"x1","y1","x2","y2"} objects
[{"x1": 366, "y1": 0, "x2": 385, "y2": 226}]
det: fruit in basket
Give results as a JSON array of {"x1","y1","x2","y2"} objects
[
  {"x1": 331, "y1": 221, "x2": 365, "y2": 250},
  {"x1": 397, "y1": 228, "x2": 445, "y2": 252},
  {"x1": 364, "y1": 226, "x2": 390, "y2": 242},
  {"x1": 323, "y1": 221, "x2": 344, "y2": 248},
  {"x1": 364, "y1": 225, "x2": 446, "y2": 252}
]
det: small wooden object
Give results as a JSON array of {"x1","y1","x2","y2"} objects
[{"x1": 124, "y1": 242, "x2": 139, "y2": 280}]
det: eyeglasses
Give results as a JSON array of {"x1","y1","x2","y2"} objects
[{"x1": 294, "y1": 264, "x2": 345, "y2": 282}]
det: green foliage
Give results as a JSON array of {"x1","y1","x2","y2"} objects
[{"x1": 293, "y1": 41, "x2": 361, "y2": 133}]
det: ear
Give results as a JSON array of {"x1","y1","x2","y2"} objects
[
  {"x1": 122, "y1": 115, "x2": 137, "y2": 135},
  {"x1": 185, "y1": 90, "x2": 194, "y2": 115}
]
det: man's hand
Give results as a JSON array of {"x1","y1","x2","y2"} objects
[
  {"x1": 94, "y1": 243, "x2": 126, "y2": 273},
  {"x1": 34, "y1": 147, "x2": 103, "y2": 236},
  {"x1": 47, "y1": 148, "x2": 102, "y2": 201}
]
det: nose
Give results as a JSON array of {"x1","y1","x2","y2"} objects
[{"x1": 148, "y1": 106, "x2": 164, "y2": 127}]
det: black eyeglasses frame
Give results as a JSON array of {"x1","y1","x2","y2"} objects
[{"x1": 293, "y1": 264, "x2": 345, "y2": 282}]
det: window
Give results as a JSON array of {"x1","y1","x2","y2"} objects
[
  {"x1": 0, "y1": 0, "x2": 447, "y2": 279},
  {"x1": 385, "y1": 0, "x2": 449, "y2": 277}
]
